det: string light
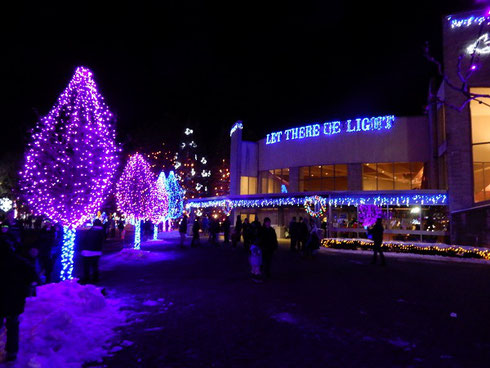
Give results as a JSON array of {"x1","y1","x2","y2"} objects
[
  {"x1": 322, "y1": 238, "x2": 490, "y2": 260},
  {"x1": 0, "y1": 198, "x2": 13, "y2": 212},
  {"x1": 150, "y1": 172, "x2": 170, "y2": 240},
  {"x1": 116, "y1": 153, "x2": 158, "y2": 249},
  {"x1": 230, "y1": 120, "x2": 243, "y2": 137},
  {"x1": 166, "y1": 171, "x2": 185, "y2": 219},
  {"x1": 20, "y1": 66, "x2": 119, "y2": 280},
  {"x1": 303, "y1": 196, "x2": 327, "y2": 218}
]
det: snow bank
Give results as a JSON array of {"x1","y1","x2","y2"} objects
[
  {"x1": 1, "y1": 281, "x2": 127, "y2": 368},
  {"x1": 100, "y1": 248, "x2": 180, "y2": 270}
]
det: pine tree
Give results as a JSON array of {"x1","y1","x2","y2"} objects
[
  {"x1": 20, "y1": 66, "x2": 119, "y2": 280},
  {"x1": 174, "y1": 128, "x2": 210, "y2": 199},
  {"x1": 166, "y1": 171, "x2": 184, "y2": 220},
  {"x1": 116, "y1": 153, "x2": 158, "y2": 249}
]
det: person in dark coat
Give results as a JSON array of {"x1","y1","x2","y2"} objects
[
  {"x1": 179, "y1": 215, "x2": 188, "y2": 247},
  {"x1": 242, "y1": 218, "x2": 252, "y2": 251},
  {"x1": 258, "y1": 217, "x2": 278, "y2": 278},
  {"x1": 288, "y1": 217, "x2": 299, "y2": 252},
  {"x1": 232, "y1": 216, "x2": 242, "y2": 248},
  {"x1": 251, "y1": 216, "x2": 261, "y2": 244},
  {"x1": 0, "y1": 234, "x2": 38, "y2": 362},
  {"x1": 191, "y1": 217, "x2": 200, "y2": 247},
  {"x1": 37, "y1": 223, "x2": 56, "y2": 284},
  {"x1": 298, "y1": 217, "x2": 309, "y2": 252},
  {"x1": 222, "y1": 216, "x2": 231, "y2": 245},
  {"x1": 80, "y1": 219, "x2": 105, "y2": 284},
  {"x1": 369, "y1": 218, "x2": 386, "y2": 266}
]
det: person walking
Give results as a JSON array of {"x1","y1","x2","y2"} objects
[
  {"x1": 191, "y1": 217, "x2": 200, "y2": 247},
  {"x1": 0, "y1": 231, "x2": 38, "y2": 362},
  {"x1": 258, "y1": 217, "x2": 278, "y2": 278},
  {"x1": 288, "y1": 217, "x2": 299, "y2": 252},
  {"x1": 80, "y1": 219, "x2": 104, "y2": 284},
  {"x1": 232, "y1": 216, "x2": 242, "y2": 248},
  {"x1": 118, "y1": 219, "x2": 125, "y2": 241},
  {"x1": 298, "y1": 217, "x2": 309, "y2": 253},
  {"x1": 304, "y1": 221, "x2": 321, "y2": 259},
  {"x1": 179, "y1": 214, "x2": 188, "y2": 247},
  {"x1": 369, "y1": 218, "x2": 386, "y2": 266},
  {"x1": 222, "y1": 216, "x2": 231, "y2": 245}
]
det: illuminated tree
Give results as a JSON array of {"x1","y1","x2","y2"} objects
[
  {"x1": 20, "y1": 66, "x2": 119, "y2": 280},
  {"x1": 149, "y1": 172, "x2": 169, "y2": 240},
  {"x1": 174, "y1": 128, "x2": 210, "y2": 199},
  {"x1": 116, "y1": 153, "x2": 158, "y2": 249},
  {"x1": 212, "y1": 158, "x2": 230, "y2": 197},
  {"x1": 166, "y1": 170, "x2": 184, "y2": 220}
]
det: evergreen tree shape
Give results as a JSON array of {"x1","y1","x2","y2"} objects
[
  {"x1": 20, "y1": 66, "x2": 119, "y2": 280},
  {"x1": 116, "y1": 153, "x2": 158, "y2": 249},
  {"x1": 150, "y1": 172, "x2": 170, "y2": 240},
  {"x1": 166, "y1": 171, "x2": 184, "y2": 219}
]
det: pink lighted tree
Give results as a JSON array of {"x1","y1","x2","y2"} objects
[
  {"x1": 20, "y1": 66, "x2": 119, "y2": 280},
  {"x1": 116, "y1": 153, "x2": 158, "y2": 249}
]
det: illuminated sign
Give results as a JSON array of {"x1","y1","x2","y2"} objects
[
  {"x1": 448, "y1": 13, "x2": 489, "y2": 29},
  {"x1": 265, "y1": 115, "x2": 395, "y2": 145},
  {"x1": 467, "y1": 33, "x2": 490, "y2": 55}
]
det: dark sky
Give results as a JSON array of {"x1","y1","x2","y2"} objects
[{"x1": 0, "y1": 0, "x2": 481, "y2": 161}]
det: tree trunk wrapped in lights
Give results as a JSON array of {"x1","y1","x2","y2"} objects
[
  {"x1": 116, "y1": 153, "x2": 158, "y2": 249},
  {"x1": 20, "y1": 66, "x2": 119, "y2": 280}
]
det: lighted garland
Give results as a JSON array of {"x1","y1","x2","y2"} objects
[
  {"x1": 322, "y1": 238, "x2": 490, "y2": 260},
  {"x1": 20, "y1": 66, "x2": 119, "y2": 280},
  {"x1": 186, "y1": 193, "x2": 448, "y2": 210},
  {"x1": 303, "y1": 196, "x2": 327, "y2": 218}
]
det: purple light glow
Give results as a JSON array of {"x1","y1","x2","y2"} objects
[
  {"x1": 20, "y1": 66, "x2": 119, "y2": 280},
  {"x1": 21, "y1": 67, "x2": 119, "y2": 228},
  {"x1": 116, "y1": 153, "x2": 159, "y2": 248}
]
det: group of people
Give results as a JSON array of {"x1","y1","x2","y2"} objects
[
  {"x1": 288, "y1": 216, "x2": 321, "y2": 257},
  {"x1": 0, "y1": 215, "x2": 107, "y2": 362}
]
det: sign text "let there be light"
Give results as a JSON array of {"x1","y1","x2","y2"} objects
[{"x1": 265, "y1": 115, "x2": 395, "y2": 145}]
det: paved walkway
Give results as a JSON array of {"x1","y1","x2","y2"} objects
[{"x1": 90, "y1": 237, "x2": 490, "y2": 368}]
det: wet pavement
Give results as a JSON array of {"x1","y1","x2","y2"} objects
[{"x1": 89, "y1": 237, "x2": 490, "y2": 367}]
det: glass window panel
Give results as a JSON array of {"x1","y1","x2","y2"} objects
[
  {"x1": 471, "y1": 88, "x2": 490, "y2": 202},
  {"x1": 321, "y1": 165, "x2": 334, "y2": 178},
  {"x1": 300, "y1": 167, "x2": 309, "y2": 181},
  {"x1": 322, "y1": 177, "x2": 335, "y2": 191},
  {"x1": 334, "y1": 165, "x2": 348, "y2": 190},
  {"x1": 308, "y1": 178, "x2": 323, "y2": 192},
  {"x1": 362, "y1": 164, "x2": 377, "y2": 190},
  {"x1": 394, "y1": 163, "x2": 411, "y2": 190},
  {"x1": 267, "y1": 176, "x2": 274, "y2": 193},
  {"x1": 470, "y1": 88, "x2": 490, "y2": 144},
  {"x1": 377, "y1": 163, "x2": 394, "y2": 190},
  {"x1": 249, "y1": 177, "x2": 257, "y2": 195},
  {"x1": 310, "y1": 165, "x2": 322, "y2": 178},
  {"x1": 410, "y1": 162, "x2": 424, "y2": 189},
  {"x1": 281, "y1": 168, "x2": 290, "y2": 184},
  {"x1": 335, "y1": 176, "x2": 348, "y2": 190},
  {"x1": 473, "y1": 162, "x2": 485, "y2": 202},
  {"x1": 240, "y1": 176, "x2": 249, "y2": 195}
]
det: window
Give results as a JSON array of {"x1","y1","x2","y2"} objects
[
  {"x1": 258, "y1": 169, "x2": 289, "y2": 193},
  {"x1": 299, "y1": 165, "x2": 348, "y2": 191},
  {"x1": 240, "y1": 176, "x2": 257, "y2": 195},
  {"x1": 470, "y1": 88, "x2": 490, "y2": 202},
  {"x1": 362, "y1": 162, "x2": 424, "y2": 190}
]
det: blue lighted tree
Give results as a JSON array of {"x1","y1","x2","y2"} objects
[{"x1": 166, "y1": 171, "x2": 184, "y2": 220}]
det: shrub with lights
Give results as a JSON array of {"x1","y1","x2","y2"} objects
[
  {"x1": 20, "y1": 66, "x2": 119, "y2": 280},
  {"x1": 116, "y1": 153, "x2": 158, "y2": 249},
  {"x1": 149, "y1": 172, "x2": 170, "y2": 240}
]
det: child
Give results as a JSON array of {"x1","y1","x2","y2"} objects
[{"x1": 249, "y1": 243, "x2": 263, "y2": 283}]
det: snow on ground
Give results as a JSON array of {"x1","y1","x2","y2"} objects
[
  {"x1": 100, "y1": 247, "x2": 180, "y2": 270},
  {"x1": 0, "y1": 281, "x2": 128, "y2": 368}
]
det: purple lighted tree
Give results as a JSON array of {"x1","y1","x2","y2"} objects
[
  {"x1": 20, "y1": 66, "x2": 119, "y2": 280},
  {"x1": 116, "y1": 153, "x2": 158, "y2": 249}
]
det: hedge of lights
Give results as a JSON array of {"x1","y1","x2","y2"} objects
[{"x1": 321, "y1": 238, "x2": 490, "y2": 260}]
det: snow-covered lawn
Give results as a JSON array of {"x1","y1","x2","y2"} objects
[{"x1": 0, "y1": 281, "x2": 127, "y2": 368}]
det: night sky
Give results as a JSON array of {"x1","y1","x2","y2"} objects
[{"x1": 0, "y1": 0, "x2": 480, "y2": 162}]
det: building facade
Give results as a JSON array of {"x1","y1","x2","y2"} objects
[{"x1": 188, "y1": 8, "x2": 490, "y2": 246}]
